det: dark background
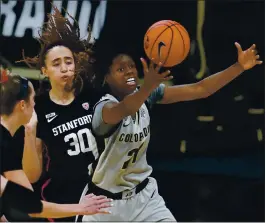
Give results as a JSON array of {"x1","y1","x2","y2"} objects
[{"x1": 1, "y1": 0, "x2": 265, "y2": 221}]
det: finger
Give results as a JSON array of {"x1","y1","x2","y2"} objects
[
  {"x1": 248, "y1": 44, "x2": 256, "y2": 51},
  {"x1": 140, "y1": 58, "x2": 149, "y2": 74},
  {"x1": 235, "y1": 42, "x2": 243, "y2": 53},
  {"x1": 85, "y1": 193, "x2": 95, "y2": 199},
  {"x1": 93, "y1": 195, "x2": 108, "y2": 200},
  {"x1": 256, "y1": 55, "x2": 260, "y2": 59},
  {"x1": 149, "y1": 58, "x2": 155, "y2": 70},
  {"x1": 96, "y1": 198, "x2": 112, "y2": 205},
  {"x1": 163, "y1": 76, "x2": 174, "y2": 81},
  {"x1": 155, "y1": 62, "x2": 163, "y2": 73},
  {"x1": 252, "y1": 49, "x2": 258, "y2": 55},
  {"x1": 97, "y1": 203, "x2": 113, "y2": 209},
  {"x1": 256, "y1": 60, "x2": 263, "y2": 65},
  {"x1": 160, "y1": 70, "x2": 171, "y2": 78},
  {"x1": 96, "y1": 209, "x2": 112, "y2": 214}
]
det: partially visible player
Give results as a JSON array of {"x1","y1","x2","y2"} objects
[
  {"x1": 20, "y1": 7, "x2": 101, "y2": 222},
  {"x1": 0, "y1": 73, "x2": 112, "y2": 221},
  {"x1": 0, "y1": 175, "x2": 112, "y2": 218},
  {"x1": 80, "y1": 42, "x2": 262, "y2": 222}
]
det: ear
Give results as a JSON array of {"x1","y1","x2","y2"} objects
[
  {"x1": 15, "y1": 100, "x2": 26, "y2": 112},
  {"x1": 41, "y1": 66, "x2": 48, "y2": 77}
]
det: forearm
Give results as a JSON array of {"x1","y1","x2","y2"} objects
[
  {"x1": 30, "y1": 202, "x2": 80, "y2": 219},
  {"x1": 199, "y1": 62, "x2": 244, "y2": 96},
  {"x1": 103, "y1": 85, "x2": 152, "y2": 124},
  {"x1": 23, "y1": 127, "x2": 42, "y2": 183},
  {"x1": 121, "y1": 86, "x2": 153, "y2": 116}
]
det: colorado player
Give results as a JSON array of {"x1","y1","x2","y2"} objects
[
  {"x1": 20, "y1": 7, "x2": 101, "y2": 222},
  {"x1": 80, "y1": 41, "x2": 262, "y2": 222}
]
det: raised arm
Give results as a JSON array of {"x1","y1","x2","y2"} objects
[
  {"x1": 160, "y1": 42, "x2": 262, "y2": 104},
  {"x1": 102, "y1": 59, "x2": 172, "y2": 125}
]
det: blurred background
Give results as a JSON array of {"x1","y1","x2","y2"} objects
[{"x1": 0, "y1": 0, "x2": 265, "y2": 221}]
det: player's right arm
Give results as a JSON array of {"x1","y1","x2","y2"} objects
[
  {"x1": 102, "y1": 59, "x2": 172, "y2": 125},
  {"x1": 1, "y1": 175, "x2": 112, "y2": 218},
  {"x1": 23, "y1": 110, "x2": 43, "y2": 183}
]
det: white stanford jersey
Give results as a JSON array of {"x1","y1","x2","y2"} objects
[{"x1": 91, "y1": 84, "x2": 165, "y2": 193}]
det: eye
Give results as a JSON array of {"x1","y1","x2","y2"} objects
[
  {"x1": 117, "y1": 68, "x2": 124, "y2": 72},
  {"x1": 129, "y1": 64, "x2": 135, "y2": 68},
  {"x1": 53, "y1": 63, "x2": 60, "y2": 67}
]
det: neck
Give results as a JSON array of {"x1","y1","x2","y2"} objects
[
  {"x1": 49, "y1": 87, "x2": 75, "y2": 105},
  {"x1": 1, "y1": 114, "x2": 22, "y2": 136},
  {"x1": 110, "y1": 87, "x2": 128, "y2": 101}
]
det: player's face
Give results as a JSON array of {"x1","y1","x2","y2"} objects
[
  {"x1": 106, "y1": 54, "x2": 139, "y2": 97},
  {"x1": 20, "y1": 82, "x2": 36, "y2": 125},
  {"x1": 42, "y1": 46, "x2": 75, "y2": 91}
]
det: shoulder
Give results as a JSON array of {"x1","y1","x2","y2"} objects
[
  {"x1": 15, "y1": 126, "x2": 25, "y2": 139},
  {"x1": 93, "y1": 94, "x2": 119, "y2": 110}
]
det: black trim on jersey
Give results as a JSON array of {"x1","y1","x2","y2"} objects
[
  {"x1": 144, "y1": 100, "x2": 151, "y2": 114},
  {"x1": 92, "y1": 98, "x2": 122, "y2": 139},
  {"x1": 92, "y1": 98, "x2": 110, "y2": 112}
]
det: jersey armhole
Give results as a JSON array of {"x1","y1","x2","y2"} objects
[{"x1": 92, "y1": 99, "x2": 122, "y2": 139}]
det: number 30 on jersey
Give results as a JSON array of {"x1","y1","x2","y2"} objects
[{"x1": 64, "y1": 128, "x2": 98, "y2": 158}]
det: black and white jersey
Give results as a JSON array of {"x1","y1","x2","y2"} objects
[
  {"x1": 35, "y1": 91, "x2": 99, "y2": 180},
  {"x1": 91, "y1": 84, "x2": 166, "y2": 193}
]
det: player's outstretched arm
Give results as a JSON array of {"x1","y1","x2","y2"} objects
[
  {"x1": 1, "y1": 176, "x2": 112, "y2": 218},
  {"x1": 160, "y1": 43, "x2": 262, "y2": 104},
  {"x1": 102, "y1": 59, "x2": 172, "y2": 125},
  {"x1": 30, "y1": 194, "x2": 112, "y2": 219}
]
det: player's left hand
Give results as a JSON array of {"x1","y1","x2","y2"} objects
[{"x1": 235, "y1": 42, "x2": 263, "y2": 70}]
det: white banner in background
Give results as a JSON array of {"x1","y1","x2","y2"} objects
[{"x1": 0, "y1": 0, "x2": 107, "y2": 41}]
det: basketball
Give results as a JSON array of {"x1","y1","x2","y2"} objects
[{"x1": 144, "y1": 20, "x2": 190, "y2": 67}]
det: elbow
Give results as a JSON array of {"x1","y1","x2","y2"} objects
[
  {"x1": 24, "y1": 168, "x2": 42, "y2": 183},
  {"x1": 201, "y1": 90, "x2": 211, "y2": 99},
  {"x1": 121, "y1": 103, "x2": 137, "y2": 117},
  {"x1": 197, "y1": 82, "x2": 211, "y2": 99},
  {"x1": 28, "y1": 174, "x2": 41, "y2": 184}
]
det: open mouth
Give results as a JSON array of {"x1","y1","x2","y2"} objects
[{"x1": 126, "y1": 77, "x2": 136, "y2": 86}]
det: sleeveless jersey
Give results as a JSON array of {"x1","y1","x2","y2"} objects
[
  {"x1": 91, "y1": 84, "x2": 165, "y2": 193},
  {"x1": 35, "y1": 90, "x2": 99, "y2": 180}
]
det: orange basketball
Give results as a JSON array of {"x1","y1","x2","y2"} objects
[{"x1": 144, "y1": 20, "x2": 190, "y2": 67}]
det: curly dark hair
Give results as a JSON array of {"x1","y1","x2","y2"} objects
[{"x1": 17, "y1": 5, "x2": 95, "y2": 95}]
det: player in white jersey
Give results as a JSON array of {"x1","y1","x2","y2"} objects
[{"x1": 80, "y1": 42, "x2": 261, "y2": 221}]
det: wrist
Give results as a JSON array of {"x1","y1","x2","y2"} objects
[
  {"x1": 141, "y1": 83, "x2": 155, "y2": 95},
  {"x1": 235, "y1": 62, "x2": 245, "y2": 72},
  {"x1": 68, "y1": 204, "x2": 82, "y2": 215}
]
